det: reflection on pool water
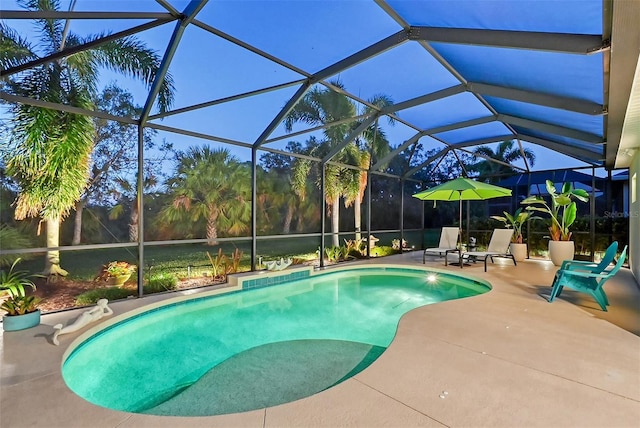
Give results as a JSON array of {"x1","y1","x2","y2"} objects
[{"x1": 62, "y1": 265, "x2": 490, "y2": 416}]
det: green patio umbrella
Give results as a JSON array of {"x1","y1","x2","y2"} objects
[{"x1": 412, "y1": 177, "x2": 512, "y2": 250}]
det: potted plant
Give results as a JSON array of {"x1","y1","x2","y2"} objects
[
  {"x1": 1, "y1": 258, "x2": 43, "y2": 331},
  {"x1": 521, "y1": 180, "x2": 589, "y2": 265},
  {"x1": 490, "y1": 208, "x2": 539, "y2": 262},
  {"x1": 96, "y1": 261, "x2": 136, "y2": 286}
]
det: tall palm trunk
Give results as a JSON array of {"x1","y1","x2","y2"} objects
[
  {"x1": 129, "y1": 204, "x2": 139, "y2": 242},
  {"x1": 354, "y1": 160, "x2": 369, "y2": 242},
  {"x1": 206, "y1": 209, "x2": 219, "y2": 245},
  {"x1": 354, "y1": 199, "x2": 362, "y2": 241},
  {"x1": 283, "y1": 203, "x2": 294, "y2": 234},
  {"x1": 331, "y1": 194, "x2": 340, "y2": 247},
  {"x1": 72, "y1": 199, "x2": 85, "y2": 245},
  {"x1": 45, "y1": 215, "x2": 68, "y2": 281}
]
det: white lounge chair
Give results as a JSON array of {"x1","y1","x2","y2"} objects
[
  {"x1": 461, "y1": 229, "x2": 516, "y2": 271},
  {"x1": 423, "y1": 227, "x2": 460, "y2": 264}
]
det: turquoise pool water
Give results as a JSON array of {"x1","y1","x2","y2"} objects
[{"x1": 62, "y1": 266, "x2": 489, "y2": 416}]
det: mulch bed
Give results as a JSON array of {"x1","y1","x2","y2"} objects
[{"x1": 32, "y1": 276, "x2": 217, "y2": 313}]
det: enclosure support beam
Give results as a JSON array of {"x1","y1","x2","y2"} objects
[
  {"x1": 590, "y1": 167, "x2": 596, "y2": 262},
  {"x1": 137, "y1": 125, "x2": 145, "y2": 298},
  {"x1": 381, "y1": 85, "x2": 465, "y2": 114},
  {"x1": 140, "y1": 0, "x2": 208, "y2": 124},
  {"x1": 320, "y1": 165, "x2": 327, "y2": 268},
  {"x1": 0, "y1": 20, "x2": 172, "y2": 78},
  {"x1": 518, "y1": 134, "x2": 604, "y2": 162},
  {"x1": 372, "y1": 132, "x2": 423, "y2": 171},
  {"x1": 366, "y1": 174, "x2": 372, "y2": 259},
  {"x1": 400, "y1": 178, "x2": 405, "y2": 251},
  {"x1": 251, "y1": 147, "x2": 258, "y2": 271},
  {"x1": 468, "y1": 82, "x2": 605, "y2": 115},
  {"x1": 253, "y1": 83, "x2": 311, "y2": 148},
  {"x1": 452, "y1": 135, "x2": 517, "y2": 149},
  {"x1": 322, "y1": 115, "x2": 378, "y2": 164},
  {"x1": 403, "y1": 149, "x2": 450, "y2": 179},
  {"x1": 409, "y1": 26, "x2": 607, "y2": 54},
  {"x1": 313, "y1": 30, "x2": 409, "y2": 82},
  {"x1": 498, "y1": 114, "x2": 603, "y2": 144}
]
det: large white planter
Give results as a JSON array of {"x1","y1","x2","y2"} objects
[
  {"x1": 548, "y1": 240, "x2": 575, "y2": 266},
  {"x1": 509, "y1": 243, "x2": 528, "y2": 262}
]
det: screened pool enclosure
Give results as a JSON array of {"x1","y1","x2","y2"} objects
[{"x1": 1, "y1": 0, "x2": 638, "y2": 309}]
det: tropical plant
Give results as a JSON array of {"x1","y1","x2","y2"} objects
[
  {"x1": 470, "y1": 140, "x2": 536, "y2": 183},
  {"x1": 145, "y1": 273, "x2": 178, "y2": 293},
  {"x1": 490, "y1": 208, "x2": 539, "y2": 243},
  {"x1": 344, "y1": 95, "x2": 395, "y2": 241},
  {"x1": 285, "y1": 82, "x2": 357, "y2": 247},
  {"x1": 206, "y1": 249, "x2": 228, "y2": 280},
  {"x1": 228, "y1": 248, "x2": 244, "y2": 274},
  {"x1": 1, "y1": 1, "x2": 174, "y2": 281},
  {"x1": 521, "y1": 180, "x2": 589, "y2": 241},
  {"x1": 0, "y1": 225, "x2": 34, "y2": 267},
  {"x1": 0, "y1": 258, "x2": 42, "y2": 316},
  {"x1": 75, "y1": 287, "x2": 135, "y2": 306},
  {"x1": 93, "y1": 261, "x2": 136, "y2": 285},
  {"x1": 161, "y1": 147, "x2": 251, "y2": 245},
  {"x1": 74, "y1": 85, "x2": 166, "y2": 244}
]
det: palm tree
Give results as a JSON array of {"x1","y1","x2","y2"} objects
[
  {"x1": 160, "y1": 146, "x2": 251, "y2": 245},
  {"x1": 345, "y1": 94, "x2": 394, "y2": 240},
  {"x1": 284, "y1": 82, "x2": 357, "y2": 247},
  {"x1": 471, "y1": 140, "x2": 535, "y2": 183},
  {"x1": 1, "y1": 1, "x2": 174, "y2": 280}
]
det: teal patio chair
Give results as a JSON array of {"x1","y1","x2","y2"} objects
[
  {"x1": 558, "y1": 241, "x2": 618, "y2": 273},
  {"x1": 549, "y1": 246, "x2": 627, "y2": 311}
]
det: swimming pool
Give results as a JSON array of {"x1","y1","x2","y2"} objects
[{"x1": 62, "y1": 265, "x2": 490, "y2": 416}]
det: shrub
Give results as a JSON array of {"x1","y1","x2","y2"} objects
[
  {"x1": 75, "y1": 287, "x2": 135, "y2": 306},
  {"x1": 144, "y1": 273, "x2": 178, "y2": 294},
  {"x1": 0, "y1": 226, "x2": 34, "y2": 268},
  {"x1": 370, "y1": 246, "x2": 396, "y2": 257}
]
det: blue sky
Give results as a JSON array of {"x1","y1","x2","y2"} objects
[{"x1": 1, "y1": 0, "x2": 610, "y2": 177}]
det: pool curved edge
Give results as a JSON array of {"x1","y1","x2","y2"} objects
[{"x1": 61, "y1": 262, "x2": 492, "y2": 367}]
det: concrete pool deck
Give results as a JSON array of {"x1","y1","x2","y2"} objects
[{"x1": 1, "y1": 253, "x2": 639, "y2": 427}]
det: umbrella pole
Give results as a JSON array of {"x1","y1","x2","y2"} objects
[{"x1": 458, "y1": 192, "x2": 463, "y2": 250}]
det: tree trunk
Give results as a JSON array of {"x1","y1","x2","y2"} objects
[
  {"x1": 206, "y1": 211, "x2": 218, "y2": 245},
  {"x1": 331, "y1": 194, "x2": 340, "y2": 247},
  {"x1": 354, "y1": 199, "x2": 362, "y2": 241},
  {"x1": 44, "y1": 215, "x2": 68, "y2": 282},
  {"x1": 283, "y1": 203, "x2": 294, "y2": 234},
  {"x1": 129, "y1": 204, "x2": 139, "y2": 242},
  {"x1": 72, "y1": 199, "x2": 84, "y2": 245}
]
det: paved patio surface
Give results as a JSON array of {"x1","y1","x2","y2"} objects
[{"x1": 2, "y1": 253, "x2": 639, "y2": 427}]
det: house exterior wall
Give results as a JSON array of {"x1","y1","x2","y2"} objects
[{"x1": 630, "y1": 151, "x2": 640, "y2": 283}]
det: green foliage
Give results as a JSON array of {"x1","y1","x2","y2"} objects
[
  {"x1": 490, "y1": 208, "x2": 540, "y2": 243},
  {"x1": 521, "y1": 180, "x2": 589, "y2": 241},
  {"x1": 0, "y1": 258, "x2": 42, "y2": 315},
  {"x1": 160, "y1": 147, "x2": 251, "y2": 243},
  {"x1": 228, "y1": 248, "x2": 244, "y2": 274},
  {"x1": 470, "y1": 140, "x2": 536, "y2": 183},
  {"x1": 206, "y1": 248, "x2": 245, "y2": 281},
  {"x1": 370, "y1": 246, "x2": 396, "y2": 257},
  {"x1": 1, "y1": 295, "x2": 42, "y2": 316},
  {"x1": 144, "y1": 273, "x2": 178, "y2": 294},
  {"x1": 344, "y1": 238, "x2": 367, "y2": 257},
  {"x1": 207, "y1": 248, "x2": 227, "y2": 279},
  {"x1": 0, "y1": 225, "x2": 34, "y2": 267},
  {"x1": 2, "y1": 2, "x2": 174, "y2": 275},
  {"x1": 75, "y1": 287, "x2": 135, "y2": 306},
  {"x1": 0, "y1": 258, "x2": 36, "y2": 300},
  {"x1": 324, "y1": 246, "x2": 342, "y2": 263}
]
